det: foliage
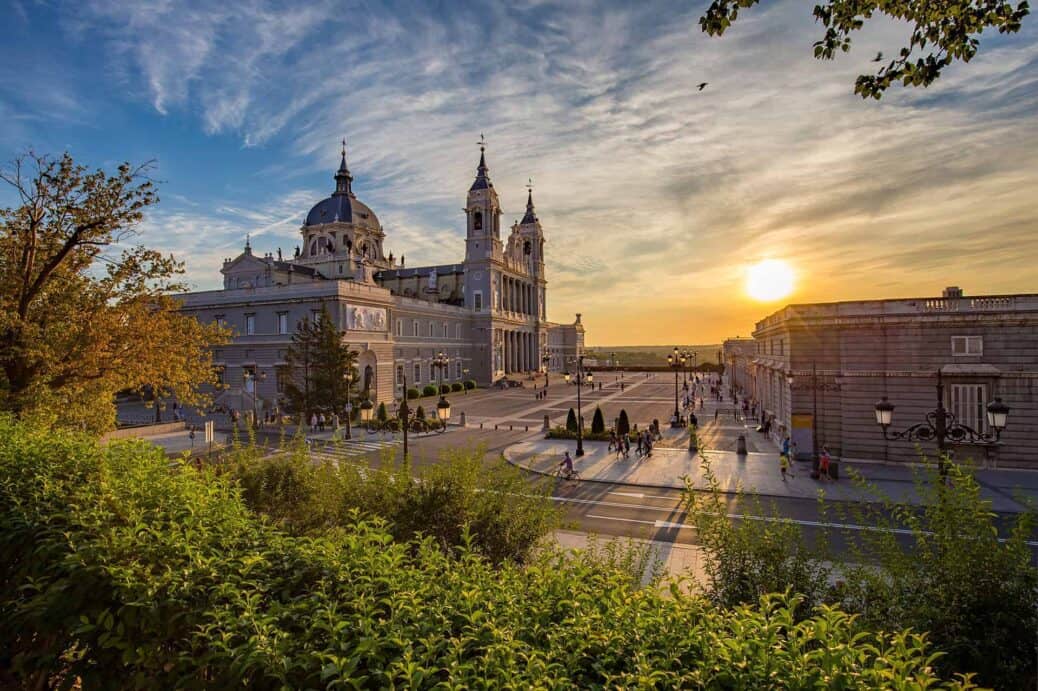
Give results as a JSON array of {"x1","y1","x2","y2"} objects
[
  {"x1": 684, "y1": 451, "x2": 1038, "y2": 689},
  {"x1": 546, "y1": 426, "x2": 613, "y2": 442},
  {"x1": 406, "y1": 387, "x2": 420, "y2": 400},
  {"x1": 617, "y1": 408, "x2": 631, "y2": 435},
  {"x1": 0, "y1": 151, "x2": 228, "y2": 432},
  {"x1": 376, "y1": 401, "x2": 387, "y2": 422},
  {"x1": 591, "y1": 406, "x2": 605, "y2": 434},
  {"x1": 282, "y1": 305, "x2": 357, "y2": 418},
  {"x1": 684, "y1": 455, "x2": 833, "y2": 615},
  {"x1": 414, "y1": 404, "x2": 425, "y2": 420},
  {"x1": 422, "y1": 384, "x2": 437, "y2": 397},
  {"x1": 565, "y1": 407, "x2": 578, "y2": 432},
  {"x1": 463, "y1": 379, "x2": 477, "y2": 390},
  {"x1": 450, "y1": 382, "x2": 463, "y2": 393},
  {"x1": 439, "y1": 384, "x2": 450, "y2": 395},
  {"x1": 833, "y1": 459, "x2": 1038, "y2": 689},
  {"x1": 0, "y1": 419, "x2": 973, "y2": 689},
  {"x1": 700, "y1": 0, "x2": 1030, "y2": 98}
]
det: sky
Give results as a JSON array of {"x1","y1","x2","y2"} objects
[{"x1": 2, "y1": 0, "x2": 1037, "y2": 346}]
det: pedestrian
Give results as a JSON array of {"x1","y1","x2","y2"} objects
[
  {"x1": 608, "y1": 430, "x2": 617, "y2": 453},
  {"x1": 310, "y1": 412, "x2": 317, "y2": 432},
  {"x1": 780, "y1": 452, "x2": 791, "y2": 481},
  {"x1": 622, "y1": 435, "x2": 630, "y2": 460},
  {"x1": 643, "y1": 431, "x2": 653, "y2": 458},
  {"x1": 819, "y1": 446, "x2": 832, "y2": 481},
  {"x1": 636, "y1": 433, "x2": 644, "y2": 458}
]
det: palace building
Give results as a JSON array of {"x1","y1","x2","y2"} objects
[{"x1": 178, "y1": 141, "x2": 585, "y2": 413}]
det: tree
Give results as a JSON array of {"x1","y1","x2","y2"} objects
[
  {"x1": 376, "y1": 402, "x2": 387, "y2": 423},
  {"x1": 700, "y1": 0, "x2": 1030, "y2": 98},
  {"x1": 566, "y1": 408, "x2": 579, "y2": 432},
  {"x1": 0, "y1": 151, "x2": 228, "y2": 432},
  {"x1": 283, "y1": 305, "x2": 357, "y2": 418},
  {"x1": 591, "y1": 406, "x2": 605, "y2": 434},
  {"x1": 617, "y1": 409, "x2": 630, "y2": 436}
]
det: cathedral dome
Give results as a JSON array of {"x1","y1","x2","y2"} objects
[{"x1": 303, "y1": 143, "x2": 381, "y2": 231}]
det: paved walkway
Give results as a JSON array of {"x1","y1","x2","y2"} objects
[{"x1": 505, "y1": 438, "x2": 1038, "y2": 513}]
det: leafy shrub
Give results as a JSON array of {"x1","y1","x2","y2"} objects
[
  {"x1": 591, "y1": 406, "x2": 605, "y2": 434},
  {"x1": 439, "y1": 384, "x2": 451, "y2": 395},
  {"x1": 617, "y1": 409, "x2": 630, "y2": 435},
  {"x1": 566, "y1": 407, "x2": 578, "y2": 432},
  {"x1": 422, "y1": 384, "x2": 438, "y2": 397},
  {"x1": 376, "y1": 401, "x2": 388, "y2": 422},
  {"x1": 451, "y1": 382, "x2": 463, "y2": 392},
  {"x1": 464, "y1": 379, "x2": 477, "y2": 390},
  {"x1": 406, "y1": 387, "x2": 420, "y2": 400},
  {"x1": 415, "y1": 405, "x2": 426, "y2": 420},
  {"x1": 546, "y1": 426, "x2": 612, "y2": 442},
  {"x1": 0, "y1": 420, "x2": 974, "y2": 689},
  {"x1": 384, "y1": 418, "x2": 401, "y2": 432}
]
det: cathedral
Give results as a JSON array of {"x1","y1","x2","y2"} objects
[{"x1": 179, "y1": 140, "x2": 585, "y2": 411}]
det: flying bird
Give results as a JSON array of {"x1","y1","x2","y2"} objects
[
  {"x1": 697, "y1": 82, "x2": 708, "y2": 91},
  {"x1": 872, "y1": 52, "x2": 883, "y2": 62}
]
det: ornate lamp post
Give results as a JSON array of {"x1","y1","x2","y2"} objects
[
  {"x1": 243, "y1": 369, "x2": 267, "y2": 428},
  {"x1": 564, "y1": 355, "x2": 591, "y2": 457},
  {"x1": 462, "y1": 368, "x2": 470, "y2": 395},
  {"x1": 667, "y1": 347, "x2": 686, "y2": 427},
  {"x1": 436, "y1": 396, "x2": 451, "y2": 432},
  {"x1": 542, "y1": 350, "x2": 550, "y2": 388},
  {"x1": 431, "y1": 352, "x2": 451, "y2": 432},
  {"x1": 342, "y1": 370, "x2": 353, "y2": 440},
  {"x1": 359, "y1": 397, "x2": 374, "y2": 432},
  {"x1": 874, "y1": 370, "x2": 1009, "y2": 476}
]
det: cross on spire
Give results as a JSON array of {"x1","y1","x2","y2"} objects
[{"x1": 477, "y1": 132, "x2": 487, "y2": 151}]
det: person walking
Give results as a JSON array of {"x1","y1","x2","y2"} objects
[
  {"x1": 622, "y1": 435, "x2": 630, "y2": 460},
  {"x1": 780, "y1": 451, "x2": 791, "y2": 481},
  {"x1": 310, "y1": 412, "x2": 317, "y2": 433},
  {"x1": 819, "y1": 446, "x2": 832, "y2": 481},
  {"x1": 636, "y1": 433, "x2": 644, "y2": 458}
]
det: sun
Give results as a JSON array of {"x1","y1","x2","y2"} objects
[{"x1": 746, "y1": 259, "x2": 795, "y2": 302}]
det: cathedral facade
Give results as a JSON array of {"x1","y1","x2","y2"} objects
[{"x1": 178, "y1": 142, "x2": 584, "y2": 411}]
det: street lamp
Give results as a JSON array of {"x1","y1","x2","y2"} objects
[
  {"x1": 542, "y1": 350, "x2": 550, "y2": 388},
  {"x1": 565, "y1": 355, "x2": 589, "y2": 457},
  {"x1": 462, "y1": 368, "x2": 470, "y2": 395},
  {"x1": 874, "y1": 370, "x2": 1010, "y2": 475},
  {"x1": 436, "y1": 396, "x2": 451, "y2": 432},
  {"x1": 243, "y1": 369, "x2": 267, "y2": 428},
  {"x1": 342, "y1": 370, "x2": 353, "y2": 440},
  {"x1": 431, "y1": 351, "x2": 451, "y2": 432},
  {"x1": 667, "y1": 347, "x2": 686, "y2": 427}
]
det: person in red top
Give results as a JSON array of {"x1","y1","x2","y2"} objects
[{"x1": 819, "y1": 446, "x2": 832, "y2": 481}]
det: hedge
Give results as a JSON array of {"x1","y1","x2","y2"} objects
[
  {"x1": 450, "y1": 382, "x2": 464, "y2": 393},
  {"x1": 422, "y1": 384, "x2": 438, "y2": 397},
  {"x1": 439, "y1": 384, "x2": 451, "y2": 395},
  {"x1": 463, "y1": 379, "x2": 477, "y2": 390},
  {"x1": 406, "y1": 387, "x2": 420, "y2": 400},
  {"x1": 0, "y1": 420, "x2": 972, "y2": 689}
]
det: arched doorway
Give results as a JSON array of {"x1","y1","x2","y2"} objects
[
  {"x1": 363, "y1": 365, "x2": 374, "y2": 397},
  {"x1": 356, "y1": 349, "x2": 378, "y2": 403}
]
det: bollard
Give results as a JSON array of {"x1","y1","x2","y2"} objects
[
  {"x1": 509, "y1": 424, "x2": 513, "y2": 431},
  {"x1": 543, "y1": 414, "x2": 550, "y2": 431},
  {"x1": 525, "y1": 425, "x2": 529, "y2": 432},
  {"x1": 460, "y1": 412, "x2": 467, "y2": 427},
  {"x1": 736, "y1": 434, "x2": 747, "y2": 456},
  {"x1": 480, "y1": 422, "x2": 484, "y2": 429},
  {"x1": 495, "y1": 423, "x2": 498, "y2": 431}
]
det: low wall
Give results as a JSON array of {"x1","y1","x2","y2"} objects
[{"x1": 102, "y1": 421, "x2": 186, "y2": 441}]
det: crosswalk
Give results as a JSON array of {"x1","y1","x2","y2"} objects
[{"x1": 306, "y1": 437, "x2": 402, "y2": 463}]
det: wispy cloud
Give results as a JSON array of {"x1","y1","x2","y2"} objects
[{"x1": 6, "y1": 0, "x2": 1038, "y2": 343}]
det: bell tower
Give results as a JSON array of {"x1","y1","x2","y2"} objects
[{"x1": 464, "y1": 134, "x2": 502, "y2": 262}]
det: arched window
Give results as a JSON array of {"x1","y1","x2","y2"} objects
[
  {"x1": 473, "y1": 211, "x2": 483, "y2": 231},
  {"x1": 309, "y1": 240, "x2": 317, "y2": 256},
  {"x1": 523, "y1": 240, "x2": 531, "y2": 255}
]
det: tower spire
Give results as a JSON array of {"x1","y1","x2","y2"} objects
[
  {"x1": 521, "y1": 177, "x2": 538, "y2": 224},
  {"x1": 469, "y1": 133, "x2": 491, "y2": 191},
  {"x1": 334, "y1": 137, "x2": 353, "y2": 196}
]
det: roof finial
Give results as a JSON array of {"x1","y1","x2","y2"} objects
[
  {"x1": 470, "y1": 133, "x2": 491, "y2": 191},
  {"x1": 334, "y1": 137, "x2": 353, "y2": 196},
  {"x1": 244, "y1": 234, "x2": 252, "y2": 254},
  {"x1": 521, "y1": 177, "x2": 538, "y2": 224}
]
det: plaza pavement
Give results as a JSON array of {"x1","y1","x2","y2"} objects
[{"x1": 503, "y1": 436, "x2": 1038, "y2": 513}]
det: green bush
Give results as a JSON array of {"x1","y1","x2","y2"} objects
[
  {"x1": 406, "y1": 387, "x2": 420, "y2": 400},
  {"x1": 546, "y1": 426, "x2": 612, "y2": 442},
  {"x1": 422, "y1": 384, "x2": 438, "y2": 397},
  {"x1": 566, "y1": 407, "x2": 578, "y2": 432},
  {"x1": 376, "y1": 401, "x2": 388, "y2": 422},
  {"x1": 617, "y1": 409, "x2": 631, "y2": 435},
  {"x1": 439, "y1": 384, "x2": 451, "y2": 395},
  {"x1": 450, "y1": 382, "x2": 464, "y2": 393},
  {"x1": 686, "y1": 451, "x2": 1037, "y2": 690},
  {"x1": 463, "y1": 379, "x2": 477, "y2": 390},
  {"x1": 591, "y1": 406, "x2": 605, "y2": 434},
  {"x1": 415, "y1": 405, "x2": 426, "y2": 420},
  {"x1": 0, "y1": 420, "x2": 974, "y2": 689}
]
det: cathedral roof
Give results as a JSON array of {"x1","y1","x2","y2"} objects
[{"x1": 304, "y1": 141, "x2": 380, "y2": 230}]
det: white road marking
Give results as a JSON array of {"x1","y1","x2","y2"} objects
[
  {"x1": 608, "y1": 491, "x2": 644, "y2": 498},
  {"x1": 654, "y1": 520, "x2": 688, "y2": 529}
]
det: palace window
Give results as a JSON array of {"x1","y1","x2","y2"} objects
[
  {"x1": 473, "y1": 211, "x2": 483, "y2": 230},
  {"x1": 428, "y1": 321, "x2": 434, "y2": 337},
  {"x1": 214, "y1": 314, "x2": 225, "y2": 327},
  {"x1": 396, "y1": 318, "x2": 403, "y2": 337},
  {"x1": 396, "y1": 365, "x2": 405, "y2": 387},
  {"x1": 474, "y1": 291, "x2": 483, "y2": 311},
  {"x1": 949, "y1": 383, "x2": 987, "y2": 433},
  {"x1": 455, "y1": 361, "x2": 463, "y2": 379},
  {"x1": 413, "y1": 362, "x2": 422, "y2": 384},
  {"x1": 412, "y1": 320, "x2": 419, "y2": 337},
  {"x1": 276, "y1": 366, "x2": 288, "y2": 394},
  {"x1": 245, "y1": 314, "x2": 256, "y2": 336},
  {"x1": 952, "y1": 336, "x2": 983, "y2": 356},
  {"x1": 311, "y1": 310, "x2": 321, "y2": 324},
  {"x1": 456, "y1": 323, "x2": 462, "y2": 339},
  {"x1": 277, "y1": 312, "x2": 289, "y2": 335},
  {"x1": 442, "y1": 321, "x2": 449, "y2": 338}
]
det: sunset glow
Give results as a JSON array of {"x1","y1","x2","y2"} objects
[{"x1": 746, "y1": 259, "x2": 795, "y2": 302}]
